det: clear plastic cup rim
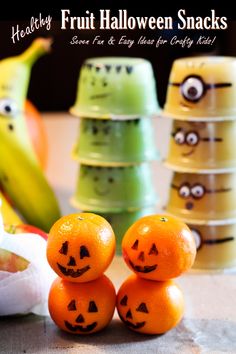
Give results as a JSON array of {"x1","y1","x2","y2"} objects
[
  {"x1": 164, "y1": 160, "x2": 236, "y2": 174},
  {"x1": 70, "y1": 107, "x2": 159, "y2": 121},
  {"x1": 70, "y1": 197, "x2": 160, "y2": 214},
  {"x1": 161, "y1": 110, "x2": 236, "y2": 122},
  {"x1": 72, "y1": 152, "x2": 160, "y2": 167},
  {"x1": 165, "y1": 211, "x2": 236, "y2": 226}
]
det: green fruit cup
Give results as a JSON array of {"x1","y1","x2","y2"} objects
[
  {"x1": 189, "y1": 223, "x2": 236, "y2": 269},
  {"x1": 71, "y1": 164, "x2": 157, "y2": 213},
  {"x1": 70, "y1": 57, "x2": 159, "y2": 119},
  {"x1": 163, "y1": 56, "x2": 236, "y2": 121},
  {"x1": 72, "y1": 117, "x2": 159, "y2": 166}
]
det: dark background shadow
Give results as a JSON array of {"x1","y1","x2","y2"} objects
[{"x1": 0, "y1": 1, "x2": 235, "y2": 111}]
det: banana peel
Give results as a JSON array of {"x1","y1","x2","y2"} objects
[
  {"x1": 0, "y1": 38, "x2": 60, "y2": 231},
  {"x1": 0, "y1": 192, "x2": 22, "y2": 225},
  {"x1": 0, "y1": 38, "x2": 52, "y2": 160},
  {"x1": 0, "y1": 129, "x2": 61, "y2": 232}
]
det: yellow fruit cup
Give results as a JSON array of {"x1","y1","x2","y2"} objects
[
  {"x1": 165, "y1": 120, "x2": 236, "y2": 173},
  {"x1": 163, "y1": 56, "x2": 236, "y2": 121},
  {"x1": 189, "y1": 223, "x2": 236, "y2": 269},
  {"x1": 166, "y1": 172, "x2": 236, "y2": 223}
]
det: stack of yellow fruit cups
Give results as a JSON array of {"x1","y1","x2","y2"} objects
[
  {"x1": 70, "y1": 57, "x2": 160, "y2": 253},
  {"x1": 162, "y1": 56, "x2": 236, "y2": 269}
]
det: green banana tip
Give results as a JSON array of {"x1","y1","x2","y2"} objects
[{"x1": 21, "y1": 37, "x2": 53, "y2": 65}]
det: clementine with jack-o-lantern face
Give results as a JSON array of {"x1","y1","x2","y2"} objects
[
  {"x1": 49, "y1": 275, "x2": 116, "y2": 334},
  {"x1": 47, "y1": 213, "x2": 115, "y2": 282},
  {"x1": 117, "y1": 274, "x2": 184, "y2": 334},
  {"x1": 122, "y1": 215, "x2": 196, "y2": 281}
]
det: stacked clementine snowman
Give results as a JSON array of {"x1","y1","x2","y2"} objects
[
  {"x1": 163, "y1": 57, "x2": 236, "y2": 270},
  {"x1": 46, "y1": 213, "x2": 116, "y2": 334},
  {"x1": 117, "y1": 214, "x2": 196, "y2": 334}
]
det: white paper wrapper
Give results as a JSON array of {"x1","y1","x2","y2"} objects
[{"x1": 0, "y1": 211, "x2": 56, "y2": 316}]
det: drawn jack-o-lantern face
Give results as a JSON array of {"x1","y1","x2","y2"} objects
[
  {"x1": 49, "y1": 275, "x2": 116, "y2": 334},
  {"x1": 117, "y1": 274, "x2": 184, "y2": 334},
  {"x1": 47, "y1": 213, "x2": 115, "y2": 282},
  {"x1": 122, "y1": 215, "x2": 196, "y2": 281}
]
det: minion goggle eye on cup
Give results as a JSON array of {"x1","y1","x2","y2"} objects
[
  {"x1": 171, "y1": 182, "x2": 232, "y2": 200},
  {"x1": 172, "y1": 129, "x2": 223, "y2": 146},
  {"x1": 169, "y1": 75, "x2": 232, "y2": 103}
]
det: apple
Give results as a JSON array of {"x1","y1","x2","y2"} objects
[
  {"x1": 0, "y1": 224, "x2": 48, "y2": 273},
  {"x1": 0, "y1": 249, "x2": 28, "y2": 272},
  {"x1": 4, "y1": 224, "x2": 48, "y2": 240}
]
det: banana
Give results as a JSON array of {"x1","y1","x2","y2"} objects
[
  {"x1": 0, "y1": 192, "x2": 22, "y2": 225},
  {"x1": 0, "y1": 38, "x2": 60, "y2": 231},
  {"x1": 0, "y1": 132, "x2": 60, "y2": 232},
  {"x1": 0, "y1": 38, "x2": 52, "y2": 159}
]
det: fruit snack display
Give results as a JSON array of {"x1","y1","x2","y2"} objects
[{"x1": 0, "y1": 38, "x2": 61, "y2": 232}]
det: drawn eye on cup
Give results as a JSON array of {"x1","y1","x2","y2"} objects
[
  {"x1": 169, "y1": 75, "x2": 232, "y2": 103},
  {"x1": 190, "y1": 228, "x2": 235, "y2": 251},
  {"x1": 172, "y1": 129, "x2": 222, "y2": 146},
  {"x1": 171, "y1": 183, "x2": 232, "y2": 200}
]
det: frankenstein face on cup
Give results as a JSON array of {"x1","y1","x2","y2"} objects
[
  {"x1": 189, "y1": 224, "x2": 236, "y2": 269},
  {"x1": 71, "y1": 164, "x2": 156, "y2": 213},
  {"x1": 166, "y1": 172, "x2": 236, "y2": 221},
  {"x1": 163, "y1": 56, "x2": 236, "y2": 120},
  {"x1": 166, "y1": 120, "x2": 236, "y2": 172},
  {"x1": 73, "y1": 118, "x2": 157, "y2": 165},
  {"x1": 70, "y1": 57, "x2": 159, "y2": 119}
]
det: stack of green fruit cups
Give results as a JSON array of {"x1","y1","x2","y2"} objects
[{"x1": 70, "y1": 57, "x2": 160, "y2": 253}]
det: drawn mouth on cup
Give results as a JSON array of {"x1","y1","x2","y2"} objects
[
  {"x1": 180, "y1": 101, "x2": 192, "y2": 109},
  {"x1": 185, "y1": 201, "x2": 194, "y2": 210},
  {"x1": 90, "y1": 93, "x2": 111, "y2": 100},
  {"x1": 182, "y1": 148, "x2": 195, "y2": 157},
  {"x1": 94, "y1": 187, "x2": 110, "y2": 196},
  {"x1": 92, "y1": 141, "x2": 109, "y2": 146}
]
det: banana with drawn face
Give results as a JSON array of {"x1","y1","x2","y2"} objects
[
  {"x1": 166, "y1": 172, "x2": 236, "y2": 223},
  {"x1": 166, "y1": 120, "x2": 236, "y2": 172},
  {"x1": 189, "y1": 223, "x2": 236, "y2": 269},
  {"x1": 163, "y1": 56, "x2": 236, "y2": 120},
  {"x1": 0, "y1": 38, "x2": 51, "y2": 159},
  {"x1": 0, "y1": 39, "x2": 61, "y2": 231}
]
